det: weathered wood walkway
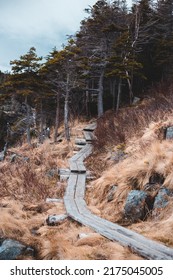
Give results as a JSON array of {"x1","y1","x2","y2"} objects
[{"x1": 64, "y1": 123, "x2": 173, "y2": 260}]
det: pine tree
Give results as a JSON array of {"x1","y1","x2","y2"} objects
[
  {"x1": 8, "y1": 47, "x2": 42, "y2": 144},
  {"x1": 76, "y1": 0, "x2": 129, "y2": 115}
]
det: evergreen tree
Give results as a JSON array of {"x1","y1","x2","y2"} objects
[
  {"x1": 76, "y1": 0, "x2": 129, "y2": 115},
  {"x1": 8, "y1": 47, "x2": 42, "y2": 144},
  {"x1": 154, "y1": 0, "x2": 173, "y2": 80}
]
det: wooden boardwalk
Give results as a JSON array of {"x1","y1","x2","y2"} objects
[{"x1": 64, "y1": 123, "x2": 173, "y2": 260}]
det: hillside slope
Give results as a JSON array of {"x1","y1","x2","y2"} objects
[{"x1": 1, "y1": 94, "x2": 173, "y2": 259}]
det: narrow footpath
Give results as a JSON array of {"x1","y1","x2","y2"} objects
[{"x1": 64, "y1": 123, "x2": 173, "y2": 260}]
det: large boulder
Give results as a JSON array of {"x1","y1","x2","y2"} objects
[{"x1": 124, "y1": 190, "x2": 149, "y2": 222}]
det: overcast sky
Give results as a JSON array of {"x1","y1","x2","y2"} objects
[{"x1": 0, "y1": 0, "x2": 132, "y2": 72}]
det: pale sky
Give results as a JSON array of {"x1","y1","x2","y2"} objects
[{"x1": 0, "y1": 0, "x2": 132, "y2": 72}]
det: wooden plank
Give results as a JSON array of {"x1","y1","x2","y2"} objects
[
  {"x1": 76, "y1": 161, "x2": 86, "y2": 173},
  {"x1": 75, "y1": 138, "x2": 86, "y2": 145},
  {"x1": 83, "y1": 131, "x2": 96, "y2": 142},
  {"x1": 74, "y1": 145, "x2": 84, "y2": 151},
  {"x1": 46, "y1": 198, "x2": 63, "y2": 203},
  {"x1": 64, "y1": 173, "x2": 82, "y2": 222},
  {"x1": 70, "y1": 145, "x2": 89, "y2": 161},
  {"x1": 64, "y1": 197, "x2": 81, "y2": 221},
  {"x1": 70, "y1": 144, "x2": 92, "y2": 162},
  {"x1": 68, "y1": 160, "x2": 78, "y2": 172},
  {"x1": 75, "y1": 174, "x2": 86, "y2": 198},
  {"x1": 83, "y1": 123, "x2": 97, "y2": 131},
  {"x1": 58, "y1": 168, "x2": 70, "y2": 175},
  {"x1": 83, "y1": 144, "x2": 93, "y2": 158},
  {"x1": 75, "y1": 144, "x2": 92, "y2": 161},
  {"x1": 65, "y1": 174, "x2": 78, "y2": 197}
]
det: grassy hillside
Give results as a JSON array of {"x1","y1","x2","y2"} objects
[{"x1": 1, "y1": 84, "x2": 173, "y2": 259}]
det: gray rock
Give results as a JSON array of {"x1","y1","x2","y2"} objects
[
  {"x1": 77, "y1": 233, "x2": 90, "y2": 239},
  {"x1": 47, "y1": 169, "x2": 58, "y2": 178},
  {"x1": 0, "y1": 239, "x2": 26, "y2": 260},
  {"x1": 0, "y1": 152, "x2": 5, "y2": 161},
  {"x1": 9, "y1": 153, "x2": 29, "y2": 163},
  {"x1": 132, "y1": 96, "x2": 140, "y2": 105},
  {"x1": 166, "y1": 126, "x2": 173, "y2": 139},
  {"x1": 46, "y1": 214, "x2": 68, "y2": 226},
  {"x1": 153, "y1": 188, "x2": 171, "y2": 209},
  {"x1": 124, "y1": 190, "x2": 148, "y2": 222}
]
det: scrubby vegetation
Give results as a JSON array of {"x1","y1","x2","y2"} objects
[
  {"x1": 86, "y1": 85, "x2": 173, "y2": 248},
  {"x1": 0, "y1": 121, "x2": 143, "y2": 260}
]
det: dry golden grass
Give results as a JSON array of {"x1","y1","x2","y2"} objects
[
  {"x1": 0, "y1": 198, "x2": 142, "y2": 260},
  {"x1": 0, "y1": 120, "x2": 140, "y2": 260},
  {"x1": 2, "y1": 99, "x2": 173, "y2": 259},
  {"x1": 86, "y1": 115, "x2": 173, "y2": 246}
]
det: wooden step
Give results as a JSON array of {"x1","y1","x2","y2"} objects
[
  {"x1": 83, "y1": 123, "x2": 97, "y2": 131},
  {"x1": 83, "y1": 131, "x2": 96, "y2": 142},
  {"x1": 75, "y1": 138, "x2": 86, "y2": 145},
  {"x1": 68, "y1": 160, "x2": 78, "y2": 173},
  {"x1": 46, "y1": 198, "x2": 63, "y2": 203}
]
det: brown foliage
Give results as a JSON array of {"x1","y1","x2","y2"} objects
[{"x1": 94, "y1": 83, "x2": 173, "y2": 151}]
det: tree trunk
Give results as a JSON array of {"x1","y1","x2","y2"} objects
[
  {"x1": 116, "y1": 78, "x2": 122, "y2": 112},
  {"x1": 126, "y1": 76, "x2": 133, "y2": 104},
  {"x1": 64, "y1": 99, "x2": 70, "y2": 141},
  {"x1": 112, "y1": 79, "x2": 116, "y2": 110},
  {"x1": 54, "y1": 92, "x2": 60, "y2": 142},
  {"x1": 39, "y1": 100, "x2": 44, "y2": 143},
  {"x1": 25, "y1": 96, "x2": 31, "y2": 145},
  {"x1": 64, "y1": 75, "x2": 70, "y2": 141},
  {"x1": 97, "y1": 69, "x2": 104, "y2": 117}
]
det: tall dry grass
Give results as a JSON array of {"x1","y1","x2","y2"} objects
[
  {"x1": 0, "y1": 124, "x2": 141, "y2": 260},
  {"x1": 94, "y1": 82, "x2": 173, "y2": 150},
  {"x1": 86, "y1": 114, "x2": 173, "y2": 246}
]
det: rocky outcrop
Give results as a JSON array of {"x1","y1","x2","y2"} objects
[{"x1": 124, "y1": 186, "x2": 172, "y2": 222}]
